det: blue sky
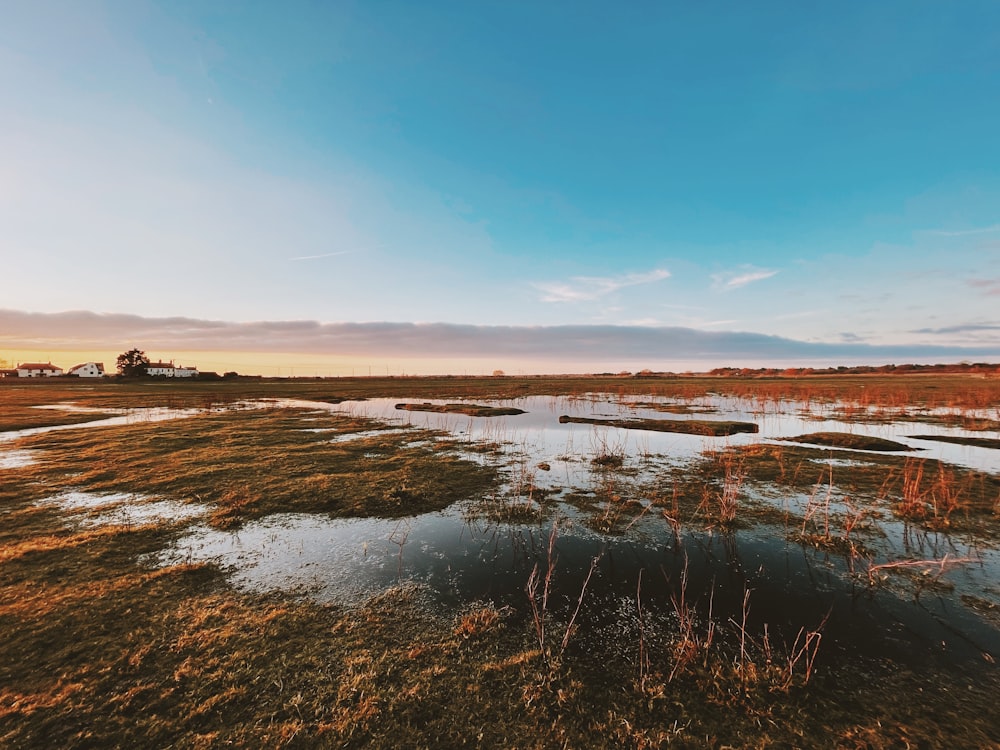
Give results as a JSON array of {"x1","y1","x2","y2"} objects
[{"x1": 2, "y1": 1, "x2": 999, "y2": 373}]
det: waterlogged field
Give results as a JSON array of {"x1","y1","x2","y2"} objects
[{"x1": 1, "y1": 375, "x2": 999, "y2": 747}]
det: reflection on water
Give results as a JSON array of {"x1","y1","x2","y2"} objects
[
  {"x1": 39, "y1": 491, "x2": 206, "y2": 528},
  {"x1": 158, "y1": 502, "x2": 1000, "y2": 668},
  {"x1": 0, "y1": 406, "x2": 204, "y2": 443},
  {"x1": 311, "y1": 394, "x2": 999, "y2": 474},
  {"x1": 0, "y1": 449, "x2": 36, "y2": 469},
  {"x1": 153, "y1": 394, "x2": 1000, "y2": 668},
  {"x1": 12, "y1": 392, "x2": 1000, "y2": 669}
]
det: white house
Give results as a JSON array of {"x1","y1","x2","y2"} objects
[
  {"x1": 16, "y1": 362, "x2": 64, "y2": 377},
  {"x1": 147, "y1": 361, "x2": 198, "y2": 378},
  {"x1": 67, "y1": 362, "x2": 105, "y2": 378}
]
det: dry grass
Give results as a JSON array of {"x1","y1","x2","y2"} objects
[
  {"x1": 2, "y1": 377, "x2": 1000, "y2": 746},
  {"x1": 5, "y1": 369, "x2": 998, "y2": 412},
  {"x1": 717, "y1": 443, "x2": 1000, "y2": 535},
  {"x1": 0, "y1": 405, "x2": 117, "y2": 432},
  {"x1": 7, "y1": 406, "x2": 498, "y2": 526}
]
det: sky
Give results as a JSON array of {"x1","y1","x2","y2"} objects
[{"x1": 2, "y1": 1, "x2": 999, "y2": 375}]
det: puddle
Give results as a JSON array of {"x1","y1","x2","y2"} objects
[
  {"x1": 307, "y1": 395, "x2": 1000, "y2": 474},
  {"x1": 807, "y1": 457, "x2": 872, "y2": 468},
  {"x1": 17, "y1": 392, "x2": 1000, "y2": 677},
  {"x1": 153, "y1": 394, "x2": 997, "y2": 668},
  {"x1": 326, "y1": 427, "x2": 414, "y2": 444},
  {"x1": 0, "y1": 449, "x2": 36, "y2": 469},
  {"x1": 157, "y1": 501, "x2": 1000, "y2": 668},
  {"x1": 0, "y1": 406, "x2": 204, "y2": 443},
  {"x1": 9, "y1": 394, "x2": 994, "y2": 473},
  {"x1": 39, "y1": 491, "x2": 206, "y2": 528}
]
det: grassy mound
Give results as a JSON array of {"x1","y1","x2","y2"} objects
[
  {"x1": 782, "y1": 432, "x2": 916, "y2": 452},
  {"x1": 558, "y1": 415, "x2": 758, "y2": 436}
]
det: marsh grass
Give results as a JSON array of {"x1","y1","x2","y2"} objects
[
  {"x1": 0, "y1": 405, "x2": 118, "y2": 432},
  {"x1": 3, "y1": 377, "x2": 1000, "y2": 747},
  {"x1": 8, "y1": 407, "x2": 499, "y2": 526},
  {"x1": 788, "y1": 464, "x2": 871, "y2": 555},
  {"x1": 4, "y1": 370, "x2": 999, "y2": 411},
  {"x1": 8, "y1": 515, "x2": 994, "y2": 748},
  {"x1": 781, "y1": 432, "x2": 917, "y2": 452},
  {"x1": 720, "y1": 443, "x2": 1000, "y2": 536}
]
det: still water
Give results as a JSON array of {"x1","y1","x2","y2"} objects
[{"x1": 145, "y1": 394, "x2": 1000, "y2": 669}]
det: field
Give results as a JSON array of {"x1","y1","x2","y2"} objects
[{"x1": 2, "y1": 374, "x2": 999, "y2": 748}]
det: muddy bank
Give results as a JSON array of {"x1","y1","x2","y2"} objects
[
  {"x1": 558, "y1": 414, "x2": 758, "y2": 436},
  {"x1": 781, "y1": 431, "x2": 917, "y2": 452},
  {"x1": 396, "y1": 402, "x2": 527, "y2": 417},
  {"x1": 910, "y1": 434, "x2": 1000, "y2": 450},
  {"x1": 627, "y1": 401, "x2": 718, "y2": 414}
]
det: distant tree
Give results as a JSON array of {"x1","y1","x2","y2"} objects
[
  {"x1": 492, "y1": 369, "x2": 506, "y2": 377},
  {"x1": 116, "y1": 348, "x2": 150, "y2": 377}
]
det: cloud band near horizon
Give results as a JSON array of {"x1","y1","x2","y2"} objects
[{"x1": 2, "y1": 310, "x2": 998, "y2": 366}]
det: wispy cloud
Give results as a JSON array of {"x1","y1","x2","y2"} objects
[
  {"x1": 700, "y1": 319, "x2": 740, "y2": 327},
  {"x1": 533, "y1": 269, "x2": 670, "y2": 303},
  {"x1": 711, "y1": 266, "x2": 779, "y2": 291},
  {"x1": 289, "y1": 250, "x2": 352, "y2": 262},
  {"x1": 968, "y1": 278, "x2": 1000, "y2": 296},
  {"x1": 2, "y1": 309, "x2": 997, "y2": 364},
  {"x1": 912, "y1": 323, "x2": 1000, "y2": 335},
  {"x1": 771, "y1": 309, "x2": 825, "y2": 321},
  {"x1": 928, "y1": 224, "x2": 1000, "y2": 237}
]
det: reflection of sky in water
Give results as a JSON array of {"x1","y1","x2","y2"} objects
[
  {"x1": 0, "y1": 406, "x2": 203, "y2": 443},
  {"x1": 9, "y1": 393, "x2": 1000, "y2": 667},
  {"x1": 7, "y1": 395, "x2": 996, "y2": 473},
  {"x1": 158, "y1": 505, "x2": 1000, "y2": 668},
  {"x1": 282, "y1": 394, "x2": 999, "y2": 474},
  {"x1": 0, "y1": 449, "x2": 36, "y2": 469},
  {"x1": 39, "y1": 491, "x2": 206, "y2": 528}
]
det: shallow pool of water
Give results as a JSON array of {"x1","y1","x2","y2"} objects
[
  {"x1": 156, "y1": 498, "x2": 1000, "y2": 668},
  {"x1": 306, "y1": 394, "x2": 1000, "y2": 475},
  {"x1": 39, "y1": 491, "x2": 207, "y2": 528},
  {"x1": 12, "y1": 392, "x2": 1000, "y2": 671}
]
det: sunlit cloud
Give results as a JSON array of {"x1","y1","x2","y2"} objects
[
  {"x1": 711, "y1": 266, "x2": 779, "y2": 290},
  {"x1": 533, "y1": 268, "x2": 670, "y2": 303}
]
